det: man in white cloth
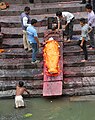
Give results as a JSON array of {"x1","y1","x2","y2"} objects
[
  {"x1": 56, "y1": 11, "x2": 74, "y2": 42},
  {"x1": 15, "y1": 81, "x2": 30, "y2": 108}
]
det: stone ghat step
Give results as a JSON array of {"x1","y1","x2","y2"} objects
[
  {"x1": 0, "y1": 80, "x2": 42, "y2": 90},
  {"x1": 64, "y1": 72, "x2": 95, "y2": 78},
  {"x1": 1, "y1": 86, "x2": 95, "y2": 98},
  {"x1": 2, "y1": 38, "x2": 43, "y2": 48},
  {"x1": 0, "y1": 58, "x2": 43, "y2": 69},
  {"x1": 1, "y1": 37, "x2": 78, "y2": 49},
  {"x1": 0, "y1": 76, "x2": 95, "y2": 89},
  {"x1": 0, "y1": 80, "x2": 43, "y2": 90},
  {"x1": 0, "y1": 69, "x2": 43, "y2": 81},
  {"x1": 0, "y1": 47, "x2": 43, "y2": 59},
  {"x1": 64, "y1": 61, "x2": 95, "y2": 67},
  {"x1": 37, "y1": 0, "x2": 79, "y2": 3},
  {"x1": 2, "y1": 0, "x2": 78, "y2": 4},
  {"x1": 64, "y1": 66, "x2": 95, "y2": 75},
  {"x1": 1, "y1": 37, "x2": 86, "y2": 48},
  {"x1": 2, "y1": 27, "x2": 46, "y2": 38},
  {"x1": 64, "y1": 49, "x2": 95, "y2": 56},
  {"x1": 0, "y1": 76, "x2": 95, "y2": 91},
  {"x1": 70, "y1": 95, "x2": 95, "y2": 101},
  {"x1": 64, "y1": 42, "x2": 89, "y2": 51},
  {"x1": 0, "y1": 57, "x2": 95, "y2": 69},
  {"x1": 63, "y1": 86, "x2": 95, "y2": 96},
  {"x1": 2, "y1": 24, "x2": 81, "y2": 38},
  {"x1": 0, "y1": 52, "x2": 42, "y2": 59},
  {"x1": 64, "y1": 77, "x2": 95, "y2": 89},
  {"x1": 0, "y1": 12, "x2": 87, "y2": 27},
  {"x1": 2, "y1": 0, "x2": 28, "y2": 4},
  {"x1": 0, "y1": 47, "x2": 95, "y2": 59},
  {"x1": 64, "y1": 54, "x2": 95, "y2": 66},
  {"x1": 0, "y1": 2, "x2": 85, "y2": 16},
  {"x1": 0, "y1": 67, "x2": 95, "y2": 80}
]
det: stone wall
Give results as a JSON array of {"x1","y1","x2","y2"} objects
[{"x1": 1, "y1": 0, "x2": 77, "y2": 4}]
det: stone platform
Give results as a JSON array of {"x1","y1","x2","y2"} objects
[{"x1": 0, "y1": 0, "x2": 95, "y2": 98}]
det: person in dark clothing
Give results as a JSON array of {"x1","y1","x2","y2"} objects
[
  {"x1": 78, "y1": 18, "x2": 92, "y2": 62},
  {"x1": 0, "y1": 24, "x2": 1, "y2": 32},
  {"x1": 92, "y1": 0, "x2": 95, "y2": 13},
  {"x1": 56, "y1": 11, "x2": 74, "y2": 42},
  {"x1": 0, "y1": 23, "x2": 3, "y2": 44},
  {"x1": 80, "y1": 0, "x2": 91, "y2": 4},
  {"x1": 85, "y1": 4, "x2": 95, "y2": 49}
]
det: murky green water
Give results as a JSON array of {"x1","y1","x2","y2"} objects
[{"x1": 0, "y1": 97, "x2": 95, "y2": 120}]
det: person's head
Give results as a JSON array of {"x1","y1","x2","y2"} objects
[
  {"x1": 24, "y1": 6, "x2": 30, "y2": 15},
  {"x1": 85, "y1": 4, "x2": 92, "y2": 12},
  {"x1": 18, "y1": 81, "x2": 24, "y2": 87},
  {"x1": 56, "y1": 11, "x2": 62, "y2": 18},
  {"x1": 80, "y1": 18, "x2": 86, "y2": 26},
  {"x1": 31, "y1": 19, "x2": 38, "y2": 26}
]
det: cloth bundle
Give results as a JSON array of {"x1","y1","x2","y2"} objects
[
  {"x1": 44, "y1": 37, "x2": 60, "y2": 76},
  {"x1": 0, "y1": 2, "x2": 9, "y2": 10}
]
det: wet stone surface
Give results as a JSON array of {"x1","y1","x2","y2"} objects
[{"x1": 0, "y1": 1, "x2": 95, "y2": 98}]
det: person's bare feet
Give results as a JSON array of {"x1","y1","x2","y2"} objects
[
  {"x1": 66, "y1": 39, "x2": 71, "y2": 42},
  {"x1": 89, "y1": 47, "x2": 95, "y2": 50},
  {"x1": 81, "y1": 59, "x2": 87, "y2": 62},
  {"x1": 80, "y1": 49, "x2": 83, "y2": 52}
]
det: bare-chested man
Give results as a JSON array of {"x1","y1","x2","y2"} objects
[{"x1": 15, "y1": 81, "x2": 30, "y2": 108}]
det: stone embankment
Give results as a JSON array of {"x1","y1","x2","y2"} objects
[{"x1": 0, "y1": 0, "x2": 95, "y2": 98}]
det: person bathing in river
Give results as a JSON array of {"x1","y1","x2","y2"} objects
[{"x1": 15, "y1": 81, "x2": 30, "y2": 108}]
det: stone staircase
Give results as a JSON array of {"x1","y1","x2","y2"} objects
[{"x1": 0, "y1": 0, "x2": 95, "y2": 98}]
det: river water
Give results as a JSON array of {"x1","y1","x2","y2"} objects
[{"x1": 0, "y1": 97, "x2": 95, "y2": 120}]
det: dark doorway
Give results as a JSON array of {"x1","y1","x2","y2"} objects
[{"x1": 29, "y1": 0, "x2": 34, "y2": 3}]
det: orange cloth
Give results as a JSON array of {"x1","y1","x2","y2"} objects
[
  {"x1": 44, "y1": 39, "x2": 60, "y2": 75},
  {"x1": 0, "y1": 49, "x2": 4, "y2": 53},
  {"x1": 0, "y1": 2, "x2": 9, "y2": 10}
]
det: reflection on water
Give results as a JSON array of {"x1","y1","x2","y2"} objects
[{"x1": 0, "y1": 97, "x2": 95, "y2": 120}]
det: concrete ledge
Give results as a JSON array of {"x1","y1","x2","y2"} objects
[
  {"x1": 2, "y1": 0, "x2": 78, "y2": 4},
  {"x1": 64, "y1": 77, "x2": 95, "y2": 88},
  {"x1": 0, "y1": 80, "x2": 43, "y2": 91},
  {"x1": 39, "y1": 0, "x2": 78, "y2": 3},
  {"x1": 0, "y1": 12, "x2": 87, "y2": 28},
  {"x1": 1, "y1": 24, "x2": 81, "y2": 38},
  {"x1": 70, "y1": 95, "x2": 95, "y2": 101},
  {"x1": 1, "y1": 86, "x2": 95, "y2": 98},
  {"x1": 0, "y1": 76, "x2": 95, "y2": 91},
  {"x1": 0, "y1": 3, "x2": 85, "y2": 16}
]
